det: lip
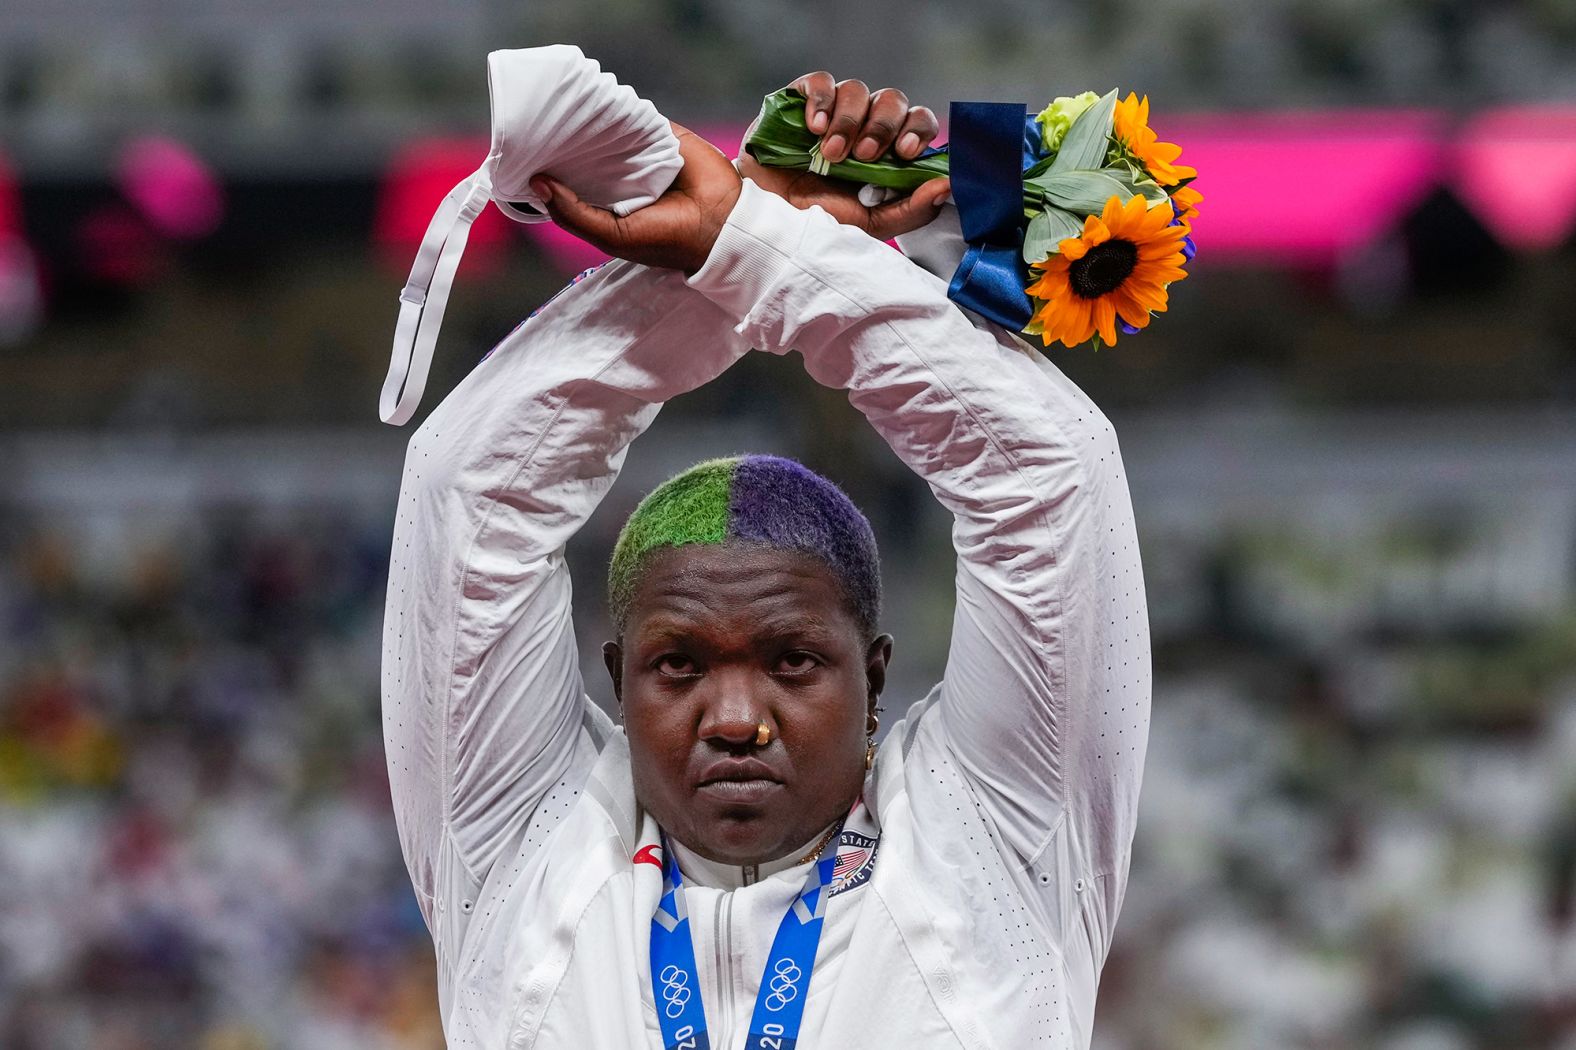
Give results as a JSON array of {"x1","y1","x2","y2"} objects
[
  {"x1": 693, "y1": 757, "x2": 784, "y2": 804},
  {"x1": 695, "y1": 778, "x2": 783, "y2": 804}
]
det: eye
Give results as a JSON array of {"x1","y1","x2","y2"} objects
[
  {"x1": 653, "y1": 653, "x2": 698, "y2": 677},
  {"x1": 775, "y1": 650, "x2": 821, "y2": 675}
]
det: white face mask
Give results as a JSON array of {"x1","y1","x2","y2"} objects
[{"x1": 379, "y1": 44, "x2": 681, "y2": 426}]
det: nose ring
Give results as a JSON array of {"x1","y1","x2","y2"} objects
[{"x1": 755, "y1": 721, "x2": 771, "y2": 746}]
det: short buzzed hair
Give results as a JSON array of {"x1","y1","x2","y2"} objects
[{"x1": 608, "y1": 455, "x2": 882, "y2": 638}]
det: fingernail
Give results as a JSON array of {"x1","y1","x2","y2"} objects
[
  {"x1": 530, "y1": 177, "x2": 553, "y2": 202},
  {"x1": 899, "y1": 132, "x2": 920, "y2": 155},
  {"x1": 855, "y1": 136, "x2": 882, "y2": 161},
  {"x1": 810, "y1": 111, "x2": 828, "y2": 134}
]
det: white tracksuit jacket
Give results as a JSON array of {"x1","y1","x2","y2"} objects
[{"x1": 381, "y1": 180, "x2": 1152, "y2": 1049}]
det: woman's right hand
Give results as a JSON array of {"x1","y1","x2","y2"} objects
[{"x1": 531, "y1": 123, "x2": 743, "y2": 275}]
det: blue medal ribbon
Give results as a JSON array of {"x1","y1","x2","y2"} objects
[
  {"x1": 649, "y1": 828, "x2": 842, "y2": 1050},
  {"x1": 942, "y1": 101, "x2": 1048, "y2": 331},
  {"x1": 651, "y1": 835, "x2": 712, "y2": 1050}
]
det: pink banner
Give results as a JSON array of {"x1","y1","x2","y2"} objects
[
  {"x1": 1162, "y1": 111, "x2": 1444, "y2": 264},
  {"x1": 1454, "y1": 107, "x2": 1576, "y2": 251}
]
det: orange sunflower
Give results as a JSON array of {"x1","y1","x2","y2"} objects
[
  {"x1": 1113, "y1": 92, "x2": 1195, "y2": 187},
  {"x1": 1026, "y1": 194, "x2": 1190, "y2": 349}
]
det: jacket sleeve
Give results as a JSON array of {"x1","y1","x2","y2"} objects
[
  {"x1": 685, "y1": 180, "x2": 1152, "y2": 884},
  {"x1": 381, "y1": 260, "x2": 751, "y2": 934}
]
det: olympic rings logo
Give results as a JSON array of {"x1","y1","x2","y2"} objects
[
  {"x1": 763, "y1": 958, "x2": 803, "y2": 1012},
  {"x1": 658, "y1": 964, "x2": 692, "y2": 1018}
]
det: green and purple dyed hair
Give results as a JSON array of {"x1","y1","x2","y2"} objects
[{"x1": 608, "y1": 455, "x2": 882, "y2": 638}]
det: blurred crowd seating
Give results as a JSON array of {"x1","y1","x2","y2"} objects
[
  {"x1": 0, "y1": 506, "x2": 442, "y2": 1048},
  {"x1": 1102, "y1": 487, "x2": 1576, "y2": 1049}
]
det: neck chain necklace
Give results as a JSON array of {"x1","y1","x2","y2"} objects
[
  {"x1": 737, "y1": 824, "x2": 840, "y2": 886},
  {"x1": 795, "y1": 823, "x2": 840, "y2": 865}
]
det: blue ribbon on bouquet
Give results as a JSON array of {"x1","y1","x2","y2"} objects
[{"x1": 942, "y1": 101, "x2": 1047, "y2": 331}]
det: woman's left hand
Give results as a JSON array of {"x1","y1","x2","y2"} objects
[{"x1": 738, "y1": 71, "x2": 949, "y2": 241}]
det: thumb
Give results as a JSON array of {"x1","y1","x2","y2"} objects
[
  {"x1": 532, "y1": 176, "x2": 626, "y2": 251},
  {"x1": 864, "y1": 177, "x2": 951, "y2": 241}
]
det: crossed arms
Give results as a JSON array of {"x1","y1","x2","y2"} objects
[{"x1": 381, "y1": 119, "x2": 1150, "y2": 964}]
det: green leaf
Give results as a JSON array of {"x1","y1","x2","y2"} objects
[
  {"x1": 1104, "y1": 166, "x2": 1171, "y2": 206},
  {"x1": 1048, "y1": 89, "x2": 1117, "y2": 175},
  {"x1": 1026, "y1": 170, "x2": 1135, "y2": 215},
  {"x1": 1023, "y1": 154, "x2": 1056, "y2": 181},
  {"x1": 1022, "y1": 207, "x2": 1086, "y2": 264}
]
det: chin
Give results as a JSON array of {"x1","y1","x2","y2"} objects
[
  {"x1": 689, "y1": 811, "x2": 792, "y2": 866},
  {"x1": 637, "y1": 774, "x2": 859, "y2": 867}
]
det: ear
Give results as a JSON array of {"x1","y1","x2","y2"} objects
[
  {"x1": 602, "y1": 640, "x2": 625, "y2": 707},
  {"x1": 864, "y1": 633, "x2": 893, "y2": 716}
]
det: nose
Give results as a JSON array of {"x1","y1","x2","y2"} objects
[{"x1": 696, "y1": 670, "x2": 769, "y2": 749}]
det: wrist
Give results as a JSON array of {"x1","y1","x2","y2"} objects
[
  {"x1": 686, "y1": 179, "x2": 803, "y2": 322},
  {"x1": 684, "y1": 183, "x2": 743, "y2": 275}
]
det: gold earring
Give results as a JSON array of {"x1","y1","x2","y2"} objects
[
  {"x1": 756, "y1": 721, "x2": 771, "y2": 746},
  {"x1": 865, "y1": 710, "x2": 880, "y2": 770}
]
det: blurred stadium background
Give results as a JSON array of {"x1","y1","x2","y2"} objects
[{"x1": 3, "y1": 1, "x2": 1576, "y2": 1047}]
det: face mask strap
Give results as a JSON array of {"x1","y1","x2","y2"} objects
[{"x1": 378, "y1": 166, "x2": 493, "y2": 426}]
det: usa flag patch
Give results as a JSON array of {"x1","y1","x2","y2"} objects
[{"x1": 828, "y1": 830, "x2": 879, "y2": 897}]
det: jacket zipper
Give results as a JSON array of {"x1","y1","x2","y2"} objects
[{"x1": 713, "y1": 892, "x2": 735, "y2": 1046}]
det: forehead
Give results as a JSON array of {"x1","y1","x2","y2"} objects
[{"x1": 625, "y1": 544, "x2": 858, "y2": 640}]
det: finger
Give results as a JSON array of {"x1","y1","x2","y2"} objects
[
  {"x1": 863, "y1": 177, "x2": 950, "y2": 240},
  {"x1": 822, "y1": 78, "x2": 870, "y2": 164},
  {"x1": 531, "y1": 175, "x2": 626, "y2": 254},
  {"x1": 894, "y1": 105, "x2": 940, "y2": 159},
  {"x1": 853, "y1": 88, "x2": 908, "y2": 162},
  {"x1": 791, "y1": 71, "x2": 837, "y2": 136}
]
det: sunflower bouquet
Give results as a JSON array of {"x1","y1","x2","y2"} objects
[{"x1": 744, "y1": 88, "x2": 1200, "y2": 349}]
